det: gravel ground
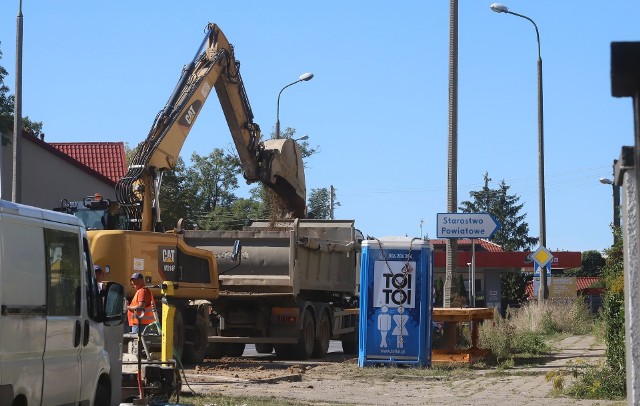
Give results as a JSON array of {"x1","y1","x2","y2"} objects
[{"x1": 181, "y1": 335, "x2": 626, "y2": 405}]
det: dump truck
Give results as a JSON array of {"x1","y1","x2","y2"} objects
[{"x1": 184, "y1": 219, "x2": 361, "y2": 360}]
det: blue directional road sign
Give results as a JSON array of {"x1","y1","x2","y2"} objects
[{"x1": 436, "y1": 213, "x2": 501, "y2": 239}]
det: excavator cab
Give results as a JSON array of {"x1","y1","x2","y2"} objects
[{"x1": 55, "y1": 194, "x2": 128, "y2": 230}]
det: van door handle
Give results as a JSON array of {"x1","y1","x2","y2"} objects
[
  {"x1": 74, "y1": 320, "x2": 81, "y2": 347},
  {"x1": 83, "y1": 320, "x2": 90, "y2": 346}
]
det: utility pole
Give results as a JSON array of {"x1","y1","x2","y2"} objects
[
  {"x1": 12, "y1": 0, "x2": 23, "y2": 203},
  {"x1": 444, "y1": 0, "x2": 459, "y2": 308}
]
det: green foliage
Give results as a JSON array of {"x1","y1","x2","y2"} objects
[
  {"x1": 565, "y1": 225, "x2": 626, "y2": 400},
  {"x1": 601, "y1": 225, "x2": 625, "y2": 373},
  {"x1": 0, "y1": 43, "x2": 12, "y2": 138},
  {"x1": 565, "y1": 364, "x2": 626, "y2": 400},
  {"x1": 434, "y1": 276, "x2": 444, "y2": 307},
  {"x1": 158, "y1": 157, "x2": 196, "y2": 230},
  {"x1": 453, "y1": 273, "x2": 468, "y2": 306},
  {"x1": 186, "y1": 149, "x2": 241, "y2": 216},
  {"x1": 603, "y1": 292, "x2": 625, "y2": 372},
  {"x1": 0, "y1": 43, "x2": 43, "y2": 142},
  {"x1": 460, "y1": 172, "x2": 538, "y2": 251},
  {"x1": 500, "y1": 272, "x2": 528, "y2": 303},
  {"x1": 479, "y1": 309, "x2": 550, "y2": 363},
  {"x1": 157, "y1": 126, "x2": 319, "y2": 230},
  {"x1": 307, "y1": 188, "x2": 329, "y2": 219},
  {"x1": 566, "y1": 250, "x2": 606, "y2": 277},
  {"x1": 479, "y1": 301, "x2": 593, "y2": 364}
]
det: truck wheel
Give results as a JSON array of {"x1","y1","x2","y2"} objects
[
  {"x1": 172, "y1": 309, "x2": 185, "y2": 361},
  {"x1": 226, "y1": 343, "x2": 246, "y2": 357},
  {"x1": 312, "y1": 312, "x2": 331, "y2": 358},
  {"x1": 182, "y1": 314, "x2": 208, "y2": 364},
  {"x1": 255, "y1": 343, "x2": 274, "y2": 354},
  {"x1": 341, "y1": 323, "x2": 359, "y2": 355},
  {"x1": 293, "y1": 309, "x2": 315, "y2": 360}
]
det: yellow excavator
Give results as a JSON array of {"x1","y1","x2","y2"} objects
[{"x1": 60, "y1": 22, "x2": 307, "y2": 365}]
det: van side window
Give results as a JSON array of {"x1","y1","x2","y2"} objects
[
  {"x1": 44, "y1": 229, "x2": 81, "y2": 316},
  {"x1": 83, "y1": 238, "x2": 101, "y2": 321}
]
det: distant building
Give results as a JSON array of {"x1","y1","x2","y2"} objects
[
  {"x1": 430, "y1": 238, "x2": 582, "y2": 313},
  {"x1": 0, "y1": 131, "x2": 126, "y2": 210}
]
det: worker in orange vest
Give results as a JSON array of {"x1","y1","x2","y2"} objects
[{"x1": 127, "y1": 273, "x2": 156, "y2": 333}]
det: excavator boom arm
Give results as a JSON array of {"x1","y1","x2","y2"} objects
[{"x1": 116, "y1": 23, "x2": 306, "y2": 231}]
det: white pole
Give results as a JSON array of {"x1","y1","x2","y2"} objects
[{"x1": 471, "y1": 239, "x2": 476, "y2": 307}]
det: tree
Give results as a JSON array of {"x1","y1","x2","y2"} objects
[
  {"x1": 565, "y1": 250, "x2": 606, "y2": 276},
  {"x1": 0, "y1": 42, "x2": 42, "y2": 142},
  {"x1": 185, "y1": 149, "x2": 241, "y2": 221},
  {"x1": 158, "y1": 157, "x2": 197, "y2": 230},
  {"x1": 434, "y1": 276, "x2": 444, "y2": 307},
  {"x1": 500, "y1": 272, "x2": 529, "y2": 304},
  {"x1": 460, "y1": 172, "x2": 538, "y2": 251},
  {"x1": 307, "y1": 187, "x2": 339, "y2": 219},
  {"x1": 0, "y1": 43, "x2": 13, "y2": 140}
]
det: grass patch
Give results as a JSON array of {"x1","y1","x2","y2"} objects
[{"x1": 478, "y1": 300, "x2": 595, "y2": 366}]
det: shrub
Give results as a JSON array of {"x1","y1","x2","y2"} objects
[
  {"x1": 566, "y1": 364, "x2": 626, "y2": 400},
  {"x1": 479, "y1": 300, "x2": 593, "y2": 364}
]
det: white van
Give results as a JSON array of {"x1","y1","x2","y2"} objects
[{"x1": 0, "y1": 199, "x2": 125, "y2": 406}]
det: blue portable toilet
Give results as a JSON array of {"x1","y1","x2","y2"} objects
[{"x1": 358, "y1": 237, "x2": 433, "y2": 367}]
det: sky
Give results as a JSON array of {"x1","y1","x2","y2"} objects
[{"x1": 0, "y1": 1, "x2": 638, "y2": 253}]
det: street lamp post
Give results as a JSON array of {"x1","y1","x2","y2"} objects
[
  {"x1": 600, "y1": 161, "x2": 621, "y2": 245},
  {"x1": 491, "y1": 3, "x2": 548, "y2": 300},
  {"x1": 275, "y1": 72, "x2": 314, "y2": 139},
  {"x1": 467, "y1": 262, "x2": 472, "y2": 306}
]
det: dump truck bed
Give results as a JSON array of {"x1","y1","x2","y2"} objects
[{"x1": 183, "y1": 219, "x2": 359, "y2": 296}]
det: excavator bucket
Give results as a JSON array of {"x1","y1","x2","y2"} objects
[{"x1": 260, "y1": 138, "x2": 306, "y2": 218}]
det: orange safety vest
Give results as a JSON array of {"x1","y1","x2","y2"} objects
[{"x1": 128, "y1": 287, "x2": 156, "y2": 326}]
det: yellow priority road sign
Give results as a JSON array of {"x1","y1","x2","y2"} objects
[{"x1": 532, "y1": 246, "x2": 553, "y2": 268}]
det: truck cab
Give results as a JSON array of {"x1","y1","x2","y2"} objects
[{"x1": 0, "y1": 199, "x2": 125, "y2": 406}]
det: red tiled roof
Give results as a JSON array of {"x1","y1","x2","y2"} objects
[{"x1": 50, "y1": 142, "x2": 127, "y2": 183}]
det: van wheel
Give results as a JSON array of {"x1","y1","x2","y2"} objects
[
  {"x1": 93, "y1": 382, "x2": 110, "y2": 406},
  {"x1": 183, "y1": 314, "x2": 208, "y2": 364},
  {"x1": 293, "y1": 309, "x2": 315, "y2": 360}
]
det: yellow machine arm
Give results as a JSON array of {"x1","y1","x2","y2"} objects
[{"x1": 116, "y1": 23, "x2": 306, "y2": 232}]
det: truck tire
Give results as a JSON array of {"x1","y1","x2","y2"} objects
[
  {"x1": 312, "y1": 312, "x2": 331, "y2": 358},
  {"x1": 182, "y1": 314, "x2": 208, "y2": 364},
  {"x1": 293, "y1": 309, "x2": 315, "y2": 360},
  {"x1": 172, "y1": 309, "x2": 185, "y2": 361},
  {"x1": 226, "y1": 343, "x2": 246, "y2": 357},
  {"x1": 341, "y1": 323, "x2": 359, "y2": 355},
  {"x1": 255, "y1": 343, "x2": 274, "y2": 354}
]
